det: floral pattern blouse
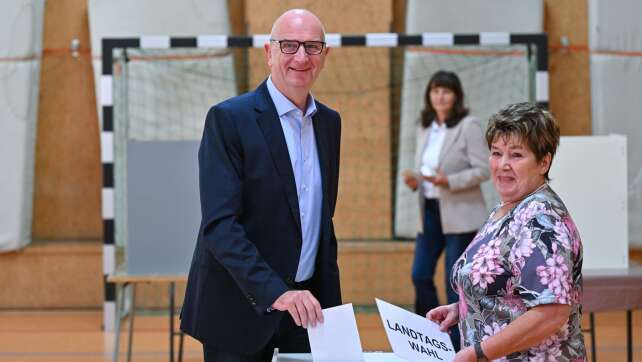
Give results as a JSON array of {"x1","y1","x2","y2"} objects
[{"x1": 451, "y1": 184, "x2": 586, "y2": 361}]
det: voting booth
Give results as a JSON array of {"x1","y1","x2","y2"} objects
[{"x1": 288, "y1": 301, "x2": 454, "y2": 362}]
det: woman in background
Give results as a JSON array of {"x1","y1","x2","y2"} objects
[
  {"x1": 403, "y1": 70, "x2": 490, "y2": 350},
  {"x1": 428, "y1": 102, "x2": 586, "y2": 361}
]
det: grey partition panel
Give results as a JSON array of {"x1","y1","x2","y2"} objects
[
  {"x1": 0, "y1": 0, "x2": 45, "y2": 251},
  {"x1": 126, "y1": 140, "x2": 200, "y2": 275},
  {"x1": 589, "y1": 0, "x2": 642, "y2": 248},
  {"x1": 407, "y1": 0, "x2": 542, "y2": 33}
]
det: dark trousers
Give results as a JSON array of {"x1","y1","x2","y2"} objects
[
  {"x1": 412, "y1": 198, "x2": 476, "y2": 351},
  {"x1": 204, "y1": 280, "x2": 313, "y2": 362}
]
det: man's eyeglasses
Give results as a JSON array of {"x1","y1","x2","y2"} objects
[{"x1": 270, "y1": 39, "x2": 326, "y2": 55}]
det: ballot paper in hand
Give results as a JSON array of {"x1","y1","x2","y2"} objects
[
  {"x1": 307, "y1": 303, "x2": 364, "y2": 362},
  {"x1": 375, "y1": 299, "x2": 455, "y2": 362}
]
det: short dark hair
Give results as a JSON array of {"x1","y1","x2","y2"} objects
[
  {"x1": 420, "y1": 70, "x2": 469, "y2": 129},
  {"x1": 486, "y1": 102, "x2": 560, "y2": 180}
]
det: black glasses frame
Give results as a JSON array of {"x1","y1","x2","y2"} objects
[{"x1": 270, "y1": 39, "x2": 326, "y2": 55}]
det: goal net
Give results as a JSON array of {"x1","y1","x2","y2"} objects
[
  {"x1": 111, "y1": 47, "x2": 237, "y2": 251},
  {"x1": 110, "y1": 42, "x2": 534, "y2": 247},
  {"x1": 103, "y1": 35, "x2": 540, "y2": 311}
]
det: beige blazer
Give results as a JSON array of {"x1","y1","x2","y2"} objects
[{"x1": 414, "y1": 115, "x2": 490, "y2": 234}]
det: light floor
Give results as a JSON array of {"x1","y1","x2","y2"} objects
[{"x1": 0, "y1": 310, "x2": 640, "y2": 361}]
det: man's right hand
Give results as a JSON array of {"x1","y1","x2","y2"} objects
[{"x1": 271, "y1": 290, "x2": 323, "y2": 328}]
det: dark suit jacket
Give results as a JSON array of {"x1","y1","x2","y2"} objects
[{"x1": 180, "y1": 80, "x2": 342, "y2": 354}]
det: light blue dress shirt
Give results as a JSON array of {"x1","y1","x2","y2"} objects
[{"x1": 266, "y1": 77, "x2": 322, "y2": 282}]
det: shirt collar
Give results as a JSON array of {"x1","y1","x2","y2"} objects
[
  {"x1": 431, "y1": 120, "x2": 446, "y2": 132},
  {"x1": 267, "y1": 76, "x2": 317, "y2": 118}
]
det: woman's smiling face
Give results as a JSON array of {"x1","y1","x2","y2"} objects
[{"x1": 489, "y1": 134, "x2": 551, "y2": 203}]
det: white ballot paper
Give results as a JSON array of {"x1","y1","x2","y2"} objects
[
  {"x1": 307, "y1": 303, "x2": 364, "y2": 362},
  {"x1": 375, "y1": 299, "x2": 455, "y2": 362}
]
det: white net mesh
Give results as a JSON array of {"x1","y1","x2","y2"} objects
[
  {"x1": 395, "y1": 45, "x2": 532, "y2": 237},
  {"x1": 108, "y1": 42, "x2": 535, "y2": 302},
  {"x1": 112, "y1": 48, "x2": 237, "y2": 248},
  {"x1": 111, "y1": 44, "x2": 534, "y2": 248}
]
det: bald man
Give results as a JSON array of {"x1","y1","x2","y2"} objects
[{"x1": 180, "y1": 9, "x2": 342, "y2": 361}]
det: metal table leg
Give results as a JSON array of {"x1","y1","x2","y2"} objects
[
  {"x1": 126, "y1": 284, "x2": 137, "y2": 362},
  {"x1": 170, "y1": 282, "x2": 175, "y2": 362},
  {"x1": 590, "y1": 312, "x2": 596, "y2": 362},
  {"x1": 178, "y1": 331, "x2": 185, "y2": 362},
  {"x1": 113, "y1": 282, "x2": 127, "y2": 362},
  {"x1": 627, "y1": 310, "x2": 632, "y2": 362}
]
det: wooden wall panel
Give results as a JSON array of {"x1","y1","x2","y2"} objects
[
  {"x1": 32, "y1": 0, "x2": 101, "y2": 240},
  {"x1": 544, "y1": 0, "x2": 592, "y2": 135},
  {"x1": 245, "y1": 0, "x2": 394, "y2": 239},
  {"x1": 0, "y1": 241, "x2": 102, "y2": 308}
]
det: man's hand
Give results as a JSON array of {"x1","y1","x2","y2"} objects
[{"x1": 271, "y1": 290, "x2": 323, "y2": 328}]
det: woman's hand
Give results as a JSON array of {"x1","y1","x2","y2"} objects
[
  {"x1": 426, "y1": 303, "x2": 459, "y2": 332},
  {"x1": 452, "y1": 346, "x2": 477, "y2": 362},
  {"x1": 402, "y1": 170, "x2": 419, "y2": 191},
  {"x1": 423, "y1": 170, "x2": 449, "y2": 187}
]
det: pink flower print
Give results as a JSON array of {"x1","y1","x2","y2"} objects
[
  {"x1": 481, "y1": 323, "x2": 510, "y2": 361},
  {"x1": 563, "y1": 217, "x2": 582, "y2": 255},
  {"x1": 513, "y1": 236, "x2": 535, "y2": 258},
  {"x1": 530, "y1": 327, "x2": 568, "y2": 362},
  {"x1": 520, "y1": 201, "x2": 546, "y2": 222},
  {"x1": 553, "y1": 220, "x2": 571, "y2": 250},
  {"x1": 572, "y1": 235, "x2": 582, "y2": 258},
  {"x1": 457, "y1": 294, "x2": 468, "y2": 319},
  {"x1": 505, "y1": 296, "x2": 527, "y2": 315},
  {"x1": 531, "y1": 343, "x2": 563, "y2": 362},
  {"x1": 507, "y1": 219, "x2": 522, "y2": 239},
  {"x1": 504, "y1": 278, "x2": 515, "y2": 295},
  {"x1": 482, "y1": 321, "x2": 508, "y2": 341},
  {"x1": 501, "y1": 287, "x2": 528, "y2": 315},
  {"x1": 509, "y1": 234, "x2": 536, "y2": 270},
  {"x1": 570, "y1": 288, "x2": 582, "y2": 304},
  {"x1": 536, "y1": 254, "x2": 571, "y2": 304},
  {"x1": 482, "y1": 215, "x2": 502, "y2": 235},
  {"x1": 471, "y1": 239, "x2": 505, "y2": 289},
  {"x1": 507, "y1": 202, "x2": 545, "y2": 239}
]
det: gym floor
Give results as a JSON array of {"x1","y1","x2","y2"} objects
[{"x1": 0, "y1": 310, "x2": 640, "y2": 361}]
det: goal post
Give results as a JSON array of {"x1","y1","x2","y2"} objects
[{"x1": 99, "y1": 32, "x2": 548, "y2": 331}]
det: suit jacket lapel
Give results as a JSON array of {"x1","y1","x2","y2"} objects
[{"x1": 254, "y1": 81, "x2": 302, "y2": 239}]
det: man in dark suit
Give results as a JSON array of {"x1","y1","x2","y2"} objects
[{"x1": 180, "y1": 9, "x2": 342, "y2": 362}]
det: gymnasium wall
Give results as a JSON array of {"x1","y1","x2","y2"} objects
[
  {"x1": 10, "y1": 0, "x2": 639, "y2": 309},
  {"x1": 32, "y1": 0, "x2": 101, "y2": 240},
  {"x1": 31, "y1": 0, "x2": 594, "y2": 242}
]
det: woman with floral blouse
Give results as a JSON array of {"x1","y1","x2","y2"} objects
[{"x1": 427, "y1": 102, "x2": 586, "y2": 361}]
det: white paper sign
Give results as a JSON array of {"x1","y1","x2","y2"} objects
[
  {"x1": 376, "y1": 299, "x2": 455, "y2": 362},
  {"x1": 276, "y1": 352, "x2": 409, "y2": 362},
  {"x1": 307, "y1": 303, "x2": 364, "y2": 362}
]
